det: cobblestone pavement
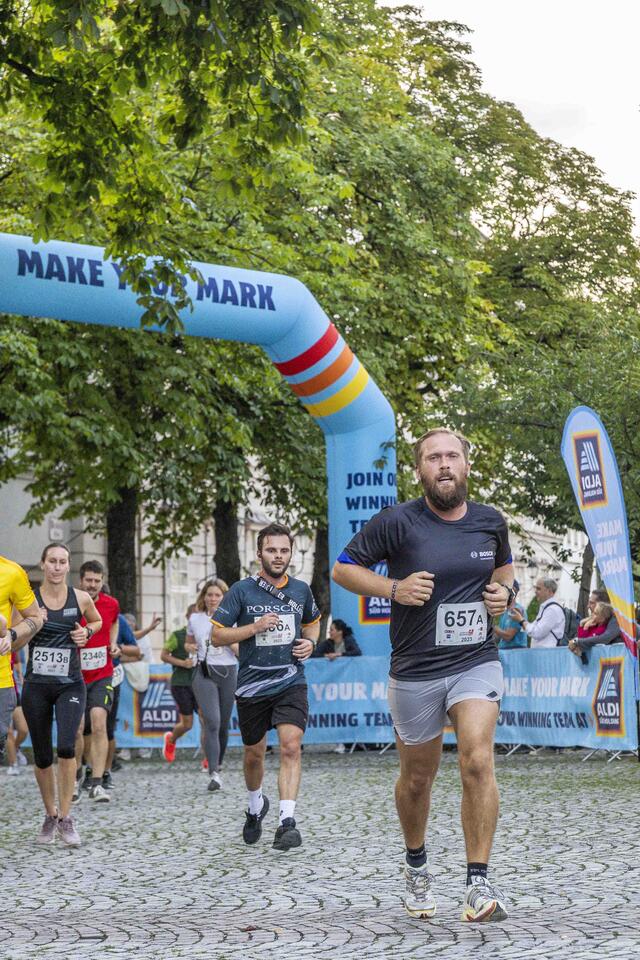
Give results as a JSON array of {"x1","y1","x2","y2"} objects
[{"x1": 1, "y1": 748, "x2": 639, "y2": 960}]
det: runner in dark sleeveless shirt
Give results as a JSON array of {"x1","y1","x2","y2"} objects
[{"x1": 16, "y1": 542, "x2": 101, "y2": 847}]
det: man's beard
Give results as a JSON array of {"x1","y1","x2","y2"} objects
[
  {"x1": 261, "y1": 557, "x2": 291, "y2": 579},
  {"x1": 420, "y1": 471, "x2": 468, "y2": 511}
]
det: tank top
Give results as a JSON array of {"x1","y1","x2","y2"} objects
[{"x1": 26, "y1": 586, "x2": 83, "y2": 684}]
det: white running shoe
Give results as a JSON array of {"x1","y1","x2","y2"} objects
[
  {"x1": 16, "y1": 749, "x2": 28, "y2": 767},
  {"x1": 6, "y1": 763, "x2": 20, "y2": 776},
  {"x1": 88, "y1": 783, "x2": 111, "y2": 803},
  {"x1": 207, "y1": 771, "x2": 222, "y2": 792},
  {"x1": 461, "y1": 877, "x2": 508, "y2": 922},
  {"x1": 403, "y1": 864, "x2": 437, "y2": 919}
]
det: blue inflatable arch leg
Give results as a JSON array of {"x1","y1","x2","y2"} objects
[{"x1": 0, "y1": 233, "x2": 396, "y2": 654}]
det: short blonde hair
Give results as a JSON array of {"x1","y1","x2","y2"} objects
[{"x1": 414, "y1": 428, "x2": 471, "y2": 466}]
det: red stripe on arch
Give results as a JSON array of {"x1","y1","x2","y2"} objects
[{"x1": 274, "y1": 324, "x2": 339, "y2": 377}]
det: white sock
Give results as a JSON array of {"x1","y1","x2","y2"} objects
[
  {"x1": 279, "y1": 799, "x2": 296, "y2": 825},
  {"x1": 248, "y1": 788, "x2": 263, "y2": 815}
]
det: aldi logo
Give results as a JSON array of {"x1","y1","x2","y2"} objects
[
  {"x1": 360, "y1": 562, "x2": 391, "y2": 625},
  {"x1": 592, "y1": 657, "x2": 625, "y2": 737},
  {"x1": 133, "y1": 674, "x2": 178, "y2": 737},
  {"x1": 359, "y1": 593, "x2": 391, "y2": 625},
  {"x1": 358, "y1": 562, "x2": 391, "y2": 626},
  {"x1": 573, "y1": 431, "x2": 608, "y2": 509}
]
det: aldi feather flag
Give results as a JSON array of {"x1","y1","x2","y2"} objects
[{"x1": 561, "y1": 407, "x2": 637, "y2": 673}]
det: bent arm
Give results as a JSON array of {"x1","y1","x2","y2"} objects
[
  {"x1": 526, "y1": 608, "x2": 562, "y2": 642},
  {"x1": 302, "y1": 621, "x2": 320, "y2": 643},
  {"x1": 597, "y1": 618, "x2": 621, "y2": 644},
  {"x1": 161, "y1": 649, "x2": 190, "y2": 667},
  {"x1": 9, "y1": 600, "x2": 44, "y2": 651},
  {"x1": 78, "y1": 591, "x2": 103, "y2": 635},
  {"x1": 119, "y1": 644, "x2": 143, "y2": 661},
  {"x1": 332, "y1": 561, "x2": 393, "y2": 598},
  {"x1": 211, "y1": 622, "x2": 257, "y2": 647}
]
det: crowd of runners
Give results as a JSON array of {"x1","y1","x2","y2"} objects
[{"x1": 1, "y1": 428, "x2": 517, "y2": 922}]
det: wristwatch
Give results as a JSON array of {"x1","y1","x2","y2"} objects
[
  {"x1": 9, "y1": 628, "x2": 17, "y2": 644},
  {"x1": 85, "y1": 626, "x2": 94, "y2": 639}
]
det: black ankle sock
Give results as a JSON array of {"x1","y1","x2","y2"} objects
[
  {"x1": 90, "y1": 777, "x2": 101, "y2": 787},
  {"x1": 467, "y1": 862, "x2": 488, "y2": 885},
  {"x1": 406, "y1": 844, "x2": 427, "y2": 868}
]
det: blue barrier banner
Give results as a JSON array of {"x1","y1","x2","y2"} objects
[
  {"x1": 114, "y1": 660, "x2": 394, "y2": 748},
  {"x1": 108, "y1": 649, "x2": 637, "y2": 752},
  {"x1": 497, "y1": 644, "x2": 638, "y2": 750},
  {"x1": 116, "y1": 671, "x2": 201, "y2": 749}
]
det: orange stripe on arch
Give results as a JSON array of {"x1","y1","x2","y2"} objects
[
  {"x1": 303, "y1": 364, "x2": 369, "y2": 418},
  {"x1": 290, "y1": 344, "x2": 354, "y2": 398}
]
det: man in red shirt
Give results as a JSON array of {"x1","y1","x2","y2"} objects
[{"x1": 75, "y1": 560, "x2": 120, "y2": 802}]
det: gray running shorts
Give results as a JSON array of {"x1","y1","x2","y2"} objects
[{"x1": 388, "y1": 660, "x2": 504, "y2": 746}]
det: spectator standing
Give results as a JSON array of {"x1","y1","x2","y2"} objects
[
  {"x1": 584, "y1": 589, "x2": 621, "y2": 645},
  {"x1": 493, "y1": 581, "x2": 528, "y2": 650},
  {"x1": 313, "y1": 619, "x2": 362, "y2": 659},
  {"x1": 510, "y1": 579, "x2": 564, "y2": 648},
  {"x1": 568, "y1": 603, "x2": 618, "y2": 658}
]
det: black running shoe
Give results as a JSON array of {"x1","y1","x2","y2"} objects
[
  {"x1": 242, "y1": 795, "x2": 270, "y2": 845},
  {"x1": 81, "y1": 767, "x2": 93, "y2": 791},
  {"x1": 111, "y1": 758, "x2": 123, "y2": 772},
  {"x1": 273, "y1": 817, "x2": 302, "y2": 851},
  {"x1": 102, "y1": 771, "x2": 114, "y2": 790}
]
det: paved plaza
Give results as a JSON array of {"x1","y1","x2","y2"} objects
[{"x1": 1, "y1": 748, "x2": 639, "y2": 960}]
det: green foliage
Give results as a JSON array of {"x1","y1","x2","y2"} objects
[{"x1": 0, "y1": 0, "x2": 327, "y2": 328}]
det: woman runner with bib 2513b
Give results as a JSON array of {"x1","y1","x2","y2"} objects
[{"x1": 14, "y1": 542, "x2": 101, "y2": 847}]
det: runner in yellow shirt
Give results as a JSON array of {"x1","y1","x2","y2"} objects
[{"x1": 0, "y1": 555, "x2": 44, "y2": 758}]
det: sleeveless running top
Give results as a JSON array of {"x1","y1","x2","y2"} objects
[{"x1": 25, "y1": 586, "x2": 83, "y2": 684}]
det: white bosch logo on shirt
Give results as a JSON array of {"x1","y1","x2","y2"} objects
[{"x1": 470, "y1": 550, "x2": 495, "y2": 560}]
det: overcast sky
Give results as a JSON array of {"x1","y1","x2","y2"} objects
[{"x1": 404, "y1": 1, "x2": 640, "y2": 228}]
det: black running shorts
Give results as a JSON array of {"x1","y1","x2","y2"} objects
[
  {"x1": 84, "y1": 676, "x2": 114, "y2": 734},
  {"x1": 171, "y1": 684, "x2": 199, "y2": 717},
  {"x1": 236, "y1": 683, "x2": 308, "y2": 746}
]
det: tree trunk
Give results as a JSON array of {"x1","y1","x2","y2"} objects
[
  {"x1": 311, "y1": 524, "x2": 330, "y2": 642},
  {"x1": 214, "y1": 498, "x2": 241, "y2": 585},
  {"x1": 106, "y1": 486, "x2": 138, "y2": 616},
  {"x1": 576, "y1": 539, "x2": 594, "y2": 617}
]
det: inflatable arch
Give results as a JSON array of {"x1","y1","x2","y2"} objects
[{"x1": 0, "y1": 232, "x2": 396, "y2": 655}]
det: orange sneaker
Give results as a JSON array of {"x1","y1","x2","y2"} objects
[
  {"x1": 201, "y1": 758, "x2": 208, "y2": 772},
  {"x1": 163, "y1": 732, "x2": 176, "y2": 763}
]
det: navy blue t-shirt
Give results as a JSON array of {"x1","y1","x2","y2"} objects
[
  {"x1": 341, "y1": 498, "x2": 512, "y2": 681},
  {"x1": 213, "y1": 575, "x2": 320, "y2": 698}
]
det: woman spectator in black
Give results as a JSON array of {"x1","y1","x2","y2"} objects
[{"x1": 313, "y1": 619, "x2": 362, "y2": 659}]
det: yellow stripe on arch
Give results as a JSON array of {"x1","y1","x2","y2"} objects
[{"x1": 303, "y1": 364, "x2": 370, "y2": 418}]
